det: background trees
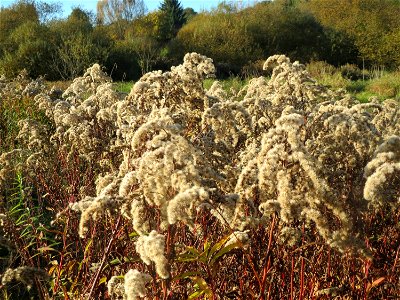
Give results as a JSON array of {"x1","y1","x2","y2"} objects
[
  {"x1": 0, "y1": 21, "x2": 55, "y2": 78},
  {"x1": 176, "y1": 6, "x2": 262, "y2": 76},
  {"x1": 1, "y1": 0, "x2": 400, "y2": 81},
  {"x1": 0, "y1": 1, "x2": 56, "y2": 78},
  {"x1": 50, "y1": 8, "x2": 112, "y2": 79},
  {"x1": 303, "y1": 0, "x2": 400, "y2": 66},
  {"x1": 126, "y1": 11, "x2": 163, "y2": 74},
  {"x1": 157, "y1": 0, "x2": 186, "y2": 42},
  {"x1": 96, "y1": 0, "x2": 146, "y2": 39}
]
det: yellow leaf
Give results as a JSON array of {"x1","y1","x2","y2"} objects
[
  {"x1": 98, "y1": 276, "x2": 107, "y2": 286},
  {"x1": 366, "y1": 277, "x2": 385, "y2": 293}
]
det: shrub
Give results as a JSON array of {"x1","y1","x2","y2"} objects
[
  {"x1": 306, "y1": 60, "x2": 336, "y2": 78},
  {"x1": 106, "y1": 41, "x2": 141, "y2": 81},
  {"x1": 176, "y1": 12, "x2": 262, "y2": 76},
  {"x1": 366, "y1": 72, "x2": 400, "y2": 99},
  {"x1": 340, "y1": 63, "x2": 365, "y2": 81}
]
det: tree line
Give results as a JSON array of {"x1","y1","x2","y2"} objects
[{"x1": 1, "y1": 0, "x2": 400, "y2": 81}]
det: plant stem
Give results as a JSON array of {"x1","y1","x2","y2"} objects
[
  {"x1": 260, "y1": 214, "x2": 276, "y2": 296},
  {"x1": 87, "y1": 216, "x2": 121, "y2": 299}
]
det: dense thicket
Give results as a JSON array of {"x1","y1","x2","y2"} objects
[
  {"x1": 1, "y1": 51, "x2": 400, "y2": 299},
  {"x1": 1, "y1": 0, "x2": 400, "y2": 80}
]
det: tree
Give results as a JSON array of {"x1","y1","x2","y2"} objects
[
  {"x1": 125, "y1": 11, "x2": 162, "y2": 75},
  {"x1": 97, "y1": 0, "x2": 146, "y2": 39},
  {"x1": 36, "y1": 1, "x2": 62, "y2": 23},
  {"x1": 245, "y1": 2, "x2": 329, "y2": 63},
  {"x1": 302, "y1": 0, "x2": 400, "y2": 67},
  {"x1": 0, "y1": 21, "x2": 56, "y2": 78},
  {"x1": 158, "y1": 0, "x2": 186, "y2": 42},
  {"x1": 65, "y1": 7, "x2": 93, "y2": 34},
  {"x1": 0, "y1": 1, "x2": 60, "y2": 78},
  {"x1": 97, "y1": 0, "x2": 146, "y2": 23},
  {"x1": 183, "y1": 7, "x2": 197, "y2": 21},
  {"x1": 50, "y1": 8, "x2": 112, "y2": 79},
  {"x1": 176, "y1": 11, "x2": 262, "y2": 75},
  {"x1": 0, "y1": 0, "x2": 39, "y2": 55}
]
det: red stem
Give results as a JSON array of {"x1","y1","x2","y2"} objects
[
  {"x1": 299, "y1": 257, "x2": 304, "y2": 300},
  {"x1": 87, "y1": 216, "x2": 121, "y2": 299},
  {"x1": 391, "y1": 245, "x2": 400, "y2": 274},
  {"x1": 290, "y1": 256, "x2": 294, "y2": 300},
  {"x1": 260, "y1": 214, "x2": 277, "y2": 297}
]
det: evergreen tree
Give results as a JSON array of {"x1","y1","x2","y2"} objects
[{"x1": 158, "y1": 0, "x2": 186, "y2": 41}]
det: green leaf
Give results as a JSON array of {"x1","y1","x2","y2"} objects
[
  {"x1": 191, "y1": 277, "x2": 212, "y2": 297},
  {"x1": 203, "y1": 240, "x2": 211, "y2": 253},
  {"x1": 9, "y1": 207, "x2": 24, "y2": 214},
  {"x1": 188, "y1": 290, "x2": 205, "y2": 300},
  {"x1": 208, "y1": 235, "x2": 231, "y2": 261},
  {"x1": 176, "y1": 246, "x2": 201, "y2": 262},
  {"x1": 109, "y1": 258, "x2": 122, "y2": 265},
  {"x1": 84, "y1": 239, "x2": 93, "y2": 256},
  {"x1": 210, "y1": 242, "x2": 240, "y2": 266},
  {"x1": 98, "y1": 277, "x2": 107, "y2": 286},
  {"x1": 20, "y1": 228, "x2": 34, "y2": 238},
  {"x1": 186, "y1": 246, "x2": 201, "y2": 256},
  {"x1": 24, "y1": 241, "x2": 37, "y2": 250},
  {"x1": 16, "y1": 214, "x2": 30, "y2": 225},
  {"x1": 177, "y1": 253, "x2": 199, "y2": 262},
  {"x1": 123, "y1": 256, "x2": 141, "y2": 263},
  {"x1": 37, "y1": 246, "x2": 57, "y2": 252},
  {"x1": 198, "y1": 241, "x2": 212, "y2": 264},
  {"x1": 128, "y1": 231, "x2": 139, "y2": 239}
]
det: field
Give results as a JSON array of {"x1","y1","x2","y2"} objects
[{"x1": 0, "y1": 53, "x2": 400, "y2": 299}]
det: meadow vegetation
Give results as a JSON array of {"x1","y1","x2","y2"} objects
[
  {"x1": 0, "y1": 53, "x2": 399, "y2": 299},
  {"x1": 1, "y1": 0, "x2": 400, "y2": 299}
]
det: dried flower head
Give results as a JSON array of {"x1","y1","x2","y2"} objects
[
  {"x1": 124, "y1": 269, "x2": 152, "y2": 300},
  {"x1": 135, "y1": 230, "x2": 169, "y2": 279},
  {"x1": 364, "y1": 135, "x2": 400, "y2": 207},
  {"x1": 1, "y1": 266, "x2": 48, "y2": 290},
  {"x1": 107, "y1": 275, "x2": 125, "y2": 299}
]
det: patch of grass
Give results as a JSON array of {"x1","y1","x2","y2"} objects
[
  {"x1": 204, "y1": 77, "x2": 249, "y2": 93},
  {"x1": 306, "y1": 61, "x2": 336, "y2": 79},
  {"x1": 203, "y1": 78, "x2": 215, "y2": 90},
  {"x1": 115, "y1": 81, "x2": 134, "y2": 93},
  {"x1": 223, "y1": 76, "x2": 249, "y2": 92},
  {"x1": 366, "y1": 72, "x2": 400, "y2": 99},
  {"x1": 353, "y1": 91, "x2": 383, "y2": 103},
  {"x1": 316, "y1": 72, "x2": 351, "y2": 89},
  {"x1": 345, "y1": 80, "x2": 368, "y2": 93}
]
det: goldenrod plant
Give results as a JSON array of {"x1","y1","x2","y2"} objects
[{"x1": 0, "y1": 53, "x2": 399, "y2": 299}]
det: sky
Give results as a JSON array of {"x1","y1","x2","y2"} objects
[{"x1": 0, "y1": 0, "x2": 251, "y2": 16}]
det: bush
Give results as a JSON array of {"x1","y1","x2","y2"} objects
[
  {"x1": 106, "y1": 41, "x2": 141, "y2": 81},
  {"x1": 176, "y1": 11, "x2": 262, "y2": 76},
  {"x1": 366, "y1": 72, "x2": 400, "y2": 98},
  {"x1": 49, "y1": 9, "x2": 112, "y2": 80},
  {"x1": 306, "y1": 60, "x2": 337, "y2": 78},
  {"x1": 340, "y1": 63, "x2": 366, "y2": 81},
  {"x1": 0, "y1": 21, "x2": 56, "y2": 79},
  {"x1": 240, "y1": 60, "x2": 265, "y2": 78}
]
